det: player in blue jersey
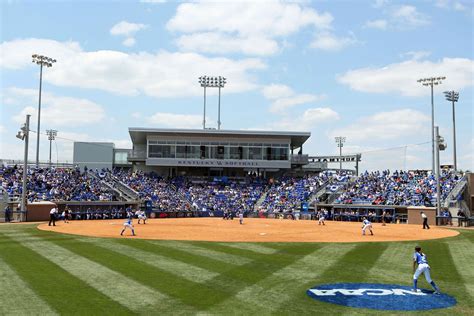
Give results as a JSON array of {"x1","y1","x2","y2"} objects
[
  {"x1": 361, "y1": 217, "x2": 373, "y2": 235},
  {"x1": 120, "y1": 217, "x2": 136, "y2": 236},
  {"x1": 412, "y1": 246, "x2": 440, "y2": 294}
]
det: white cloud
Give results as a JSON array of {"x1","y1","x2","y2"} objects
[
  {"x1": 364, "y1": 19, "x2": 388, "y2": 30},
  {"x1": 6, "y1": 87, "x2": 106, "y2": 127},
  {"x1": 146, "y1": 112, "x2": 204, "y2": 129},
  {"x1": 167, "y1": 1, "x2": 333, "y2": 55},
  {"x1": 330, "y1": 109, "x2": 430, "y2": 142},
  {"x1": 310, "y1": 32, "x2": 358, "y2": 51},
  {"x1": 252, "y1": 107, "x2": 339, "y2": 132},
  {"x1": 261, "y1": 83, "x2": 325, "y2": 113},
  {"x1": 0, "y1": 38, "x2": 266, "y2": 98},
  {"x1": 270, "y1": 94, "x2": 323, "y2": 113},
  {"x1": 110, "y1": 21, "x2": 147, "y2": 37},
  {"x1": 338, "y1": 57, "x2": 474, "y2": 96},
  {"x1": 122, "y1": 37, "x2": 136, "y2": 47},
  {"x1": 373, "y1": 0, "x2": 390, "y2": 8},
  {"x1": 368, "y1": 4, "x2": 430, "y2": 30},
  {"x1": 0, "y1": 38, "x2": 81, "y2": 69},
  {"x1": 175, "y1": 32, "x2": 279, "y2": 56},
  {"x1": 262, "y1": 84, "x2": 294, "y2": 99},
  {"x1": 0, "y1": 125, "x2": 5, "y2": 134},
  {"x1": 110, "y1": 21, "x2": 148, "y2": 47},
  {"x1": 391, "y1": 5, "x2": 430, "y2": 27},
  {"x1": 400, "y1": 51, "x2": 431, "y2": 60},
  {"x1": 436, "y1": 0, "x2": 467, "y2": 11}
]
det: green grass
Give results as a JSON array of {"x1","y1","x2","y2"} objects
[{"x1": 0, "y1": 224, "x2": 473, "y2": 315}]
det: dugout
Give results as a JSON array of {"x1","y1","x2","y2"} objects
[{"x1": 315, "y1": 204, "x2": 406, "y2": 223}]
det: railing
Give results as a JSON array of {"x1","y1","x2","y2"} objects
[
  {"x1": 87, "y1": 170, "x2": 127, "y2": 202},
  {"x1": 290, "y1": 154, "x2": 309, "y2": 164},
  {"x1": 1, "y1": 159, "x2": 75, "y2": 168},
  {"x1": 308, "y1": 181, "x2": 330, "y2": 203},
  {"x1": 111, "y1": 176, "x2": 140, "y2": 201},
  {"x1": 128, "y1": 151, "x2": 146, "y2": 160},
  {"x1": 443, "y1": 177, "x2": 467, "y2": 208}
]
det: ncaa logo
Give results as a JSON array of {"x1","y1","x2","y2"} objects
[{"x1": 306, "y1": 283, "x2": 456, "y2": 311}]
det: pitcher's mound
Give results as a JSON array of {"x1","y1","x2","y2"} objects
[{"x1": 38, "y1": 218, "x2": 458, "y2": 242}]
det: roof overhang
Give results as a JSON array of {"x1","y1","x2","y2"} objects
[{"x1": 129, "y1": 128, "x2": 310, "y2": 149}]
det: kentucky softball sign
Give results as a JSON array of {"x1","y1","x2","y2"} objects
[{"x1": 307, "y1": 283, "x2": 456, "y2": 311}]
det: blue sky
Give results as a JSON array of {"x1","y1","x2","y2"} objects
[{"x1": 1, "y1": 0, "x2": 473, "y2": 171}]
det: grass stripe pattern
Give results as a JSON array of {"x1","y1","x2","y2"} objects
[{"x1": 0, "y1": 224, "x2": 473, "y2": 315}]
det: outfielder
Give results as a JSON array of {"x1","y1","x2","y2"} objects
[
  {"x1": 120, "y1": 217, "x2": 136, "y2": 236},
  {"x1": 361, "y1": 217, "x2": 373, "y2": 235},
  {"x1": 412, "y1": 246, "x2": 440, "y2": 294}
]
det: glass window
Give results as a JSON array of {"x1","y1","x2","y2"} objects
[
  {"x1": 176, "y1": 145, "x2": 187, "y2": 158},
  {"x1": 148, "y1": 145, "x2": 175, "y2": 158}
]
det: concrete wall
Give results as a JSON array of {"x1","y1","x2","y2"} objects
[
  {"x1": 27, "y1": 202, "x2": 57, "y2": 222},
  {"x1": 407, "y1": 207, "x2": 436, "y2": 226},
  {"x1": 73, "y1": 142, "x2": 114, "y2": 171}
]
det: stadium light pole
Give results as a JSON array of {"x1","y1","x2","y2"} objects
[
  {"x1": 16, "y1": 114, "x2": 30, "y2": 220},
  {"x1": 335, "y1": 136, "x2": 346, "y2": 171},
  {"x1": 32, "y1": 54, "x2": 56, "y2": 167},
  {"x1": 417, "y1": 76, "x2": 445, "y2": 174},
  {"x1": 199, "y1": 76, "x2": 226, "y2": 130},
  {"x1": 46, "y1": 129, "x2": 58, "y2": 167},
  {"x1": 444, "y1": 90, "x2": 459, "y2": 172}
]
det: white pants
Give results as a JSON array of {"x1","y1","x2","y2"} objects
[
  {"x1": 362, "y1": 224, "x2": 372, "y2": 233},
  {"x1": 123, "y1": 223, "x2": 133, "y2": 231},
  {"x1": 319, "y1": 217, "x2": 325, "y2": 223},
  {"x1": 414, "y1": 263, "x2": 432, "y2": 283},
  {"x1": 138, "y1": 215, "x2": 146, "y2": 220}
]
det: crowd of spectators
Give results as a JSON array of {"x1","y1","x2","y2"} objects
[
  {"x1": 185, "y1": 180, "x2": 265, "y2": 214},
  {"x1": 1, "y1": 165, "x2": 113, "y2": 202},
  {"x1": 259, "y1": 174, "x2": 327, "y2": 213},
  {"x1": 1, "y1": 165, "x2": 463, "y2": 214},
  {"x1": 334, "y1": 170, "x2": 461, "y2": 206}
]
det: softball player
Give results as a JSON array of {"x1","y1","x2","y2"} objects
[
  {"x1": 318, "y1": 211, "x2": 325, "y2": 226},
  {"x1": 361, "y1": 217, "x2": 373, "y2": 235},
  {"x1": 412, "y1": 246, "x2": 440, "y2": 294},
  {"x1": 239, "y1": 212, "x2": 244, "y2": 225},
  {"x1": 137, "y1": 210, "x2": 147, "y2": 224},
  {"x1": 120, "y1": 217, "x2": 136, "y2": 236}
]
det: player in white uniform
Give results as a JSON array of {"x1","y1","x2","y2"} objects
[
  {"x1": 120, "y1": 217, "x2": 136, "y2": 236},
  {"x1": 413, "y1": 246, "x2": 440, "y2": 294},
  {"x1": 137, "y1": 210, "x2": 147, "y2": 224},
  {"x1": 361, "y1": 217, "x2": 373, "y2": 235},
  {"x1": 239, "y1": 212, "x2": 244, "y2": 225},
  {"x1": 318, "y1": 210, "x2": 325, "y2": 226}
]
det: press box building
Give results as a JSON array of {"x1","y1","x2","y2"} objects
[{"x1": 127, "y1": 128, "x2": 312, "y2": 177}]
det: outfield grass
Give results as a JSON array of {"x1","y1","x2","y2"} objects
[{"x1": 0, "y1": 223, "x2": 473, "y2": 315}]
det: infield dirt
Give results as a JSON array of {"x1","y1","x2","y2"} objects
[{"x1": 38, "y1": 218, "x2": 459, "y2": 242}]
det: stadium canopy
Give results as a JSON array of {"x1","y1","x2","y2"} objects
[{"x1": 128, "y1": 128, "x2": 311, "y2": 150}]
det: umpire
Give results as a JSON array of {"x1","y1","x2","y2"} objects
[
  {"x1": 420, "y1": 211, "x2": 430, "y2": 229},
  {"x1": 49, "y1": 205, "x2": 58, "y2": 226}
]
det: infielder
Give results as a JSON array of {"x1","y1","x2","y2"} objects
[
  {"x1": 318, "y1": 211, "x2": 325, "y2": 226},
  {"x1": 361, "y1": 217, "x2": 373, "y2": 236},
  {"x1": 137, "y1": 210, "x2": 147, "y2": 224},
  {"x1": 412, "y1": 246, "x2": 440, "y2": 294},
  {"x1": 239, "y1": 211, "x2": 244, "y2": 225},
  {"x1": 120, "y1": 217, "x2": 136, "y2": 236}
]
